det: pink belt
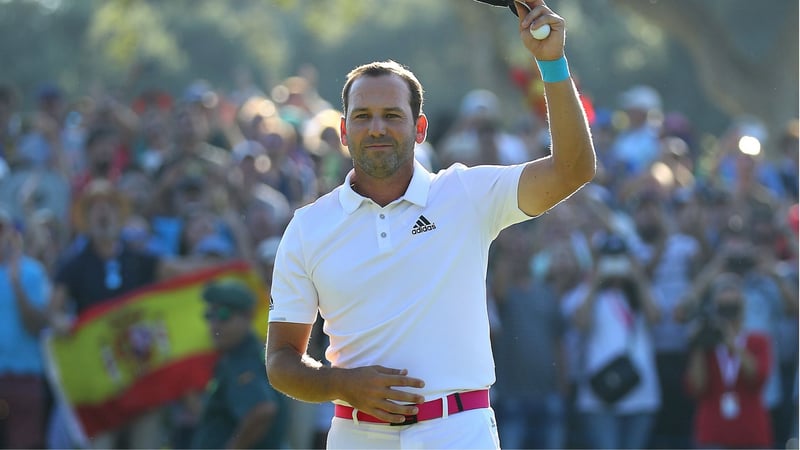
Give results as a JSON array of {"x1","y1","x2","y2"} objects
[{"x1": 334, "y1": 389, "x2": 490, "y2": 426}]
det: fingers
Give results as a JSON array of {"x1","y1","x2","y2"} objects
[
  {"x1": 513, "y1": 0, "x2": 546, "y2": 14},
  {"x1": 513, "y1": 0, "x2": 531, "y2": 19},
  {"x1": 374, "y1": 366, "x2": 407, "y2": 375},
  {"x1": 340, "y1": 365, "x2": 427, "y2": 423},
  {"x1": 384, "y1": 384, "x2": 426, "y2": 405},
  {"x1": 374, "y1": 366, "x2": 426, "y2": 389},
  {"x1": 377, "y1": 367, "x2": 426, "y2": 410},
  {"x1": 371, "y1": 397, "x2": 421, "y2": 424},
  {"x1": 520, "y1": 4, "x2": 555, "y2": 32}
]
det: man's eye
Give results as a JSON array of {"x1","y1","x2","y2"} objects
[
  {"x1": 353, "y1": 114, "x2": 369, "y2": 120},
  {"x1": 386, "y1": 113, "x2": 401, "y2": 119}
]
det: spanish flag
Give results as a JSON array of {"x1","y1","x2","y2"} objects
[{"x1": 43, "y1": 261, "x2": 269, "y2": 439}]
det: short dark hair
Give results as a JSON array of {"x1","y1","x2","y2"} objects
[{"x1": 341, "y1": 60, "x2": 424, "y2": 120}]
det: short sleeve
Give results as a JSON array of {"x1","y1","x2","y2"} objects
[
  {"x1": 453, "y1": 164, "x2": 532, "y2": 239},
  {"x1": 269, "y1": 215, "x2": 320, "y2": 324}
]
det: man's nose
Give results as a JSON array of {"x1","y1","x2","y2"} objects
[{"x1": 368, "y1": 117, "x2": 386, "y2": 136}]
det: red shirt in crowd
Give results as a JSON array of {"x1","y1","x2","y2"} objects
[{"x1": 686, "y1": 332, "x2": 773, "y2": 449}]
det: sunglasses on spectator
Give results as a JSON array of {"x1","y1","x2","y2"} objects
[{"x1": 204, "y1": 306, "x2": 234, "y2": 322}]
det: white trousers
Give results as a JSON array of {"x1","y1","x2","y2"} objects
[{"x1": 327, "y1": 407, "x2": 501, "y2": 449}]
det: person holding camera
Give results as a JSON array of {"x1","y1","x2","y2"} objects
[
  {"x1": 565, "y1": 233, "x2": 661, "y2": 449},
  {"x1": 685, "y1": 273, "x2": 773, "y2": 449},
  {"x1": 676, "y1": 212, "x2": 797, "y2": 445}
]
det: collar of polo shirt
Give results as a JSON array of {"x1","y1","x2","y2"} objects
[{"x1": 339, "y1": 160, "x2": 433, "y2": 214}]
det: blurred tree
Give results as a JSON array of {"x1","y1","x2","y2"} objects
[
  {"x1": 0, "y1": 0, "x2": 795, "y2": 154},
  {"x1": 0, "y1": 1, "x2": 94, "y2": 104},
  {"x1": 87, "y1": 0, "x2": 184, "y2": 78},
  {"x1": 0, "y1": 0, "x2": 292, "y2": 103},
  {"x1": 613, "y1": 0, "x2": 799, "y2": 149},
  {"x1": 277, "y1": 0, "x2": 798, "y2": 153}
]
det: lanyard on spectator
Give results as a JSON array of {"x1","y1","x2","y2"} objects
[
  {"x1": 715, "y1": 341, "x2": 742, "y2": 389},
  {"x1": 610, "y1": 290, "x2": 634, "y2": 330}
]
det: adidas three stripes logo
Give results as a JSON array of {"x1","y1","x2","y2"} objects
[{"x1": 411, "y1": 215, "x2": 436, "y2": 235}]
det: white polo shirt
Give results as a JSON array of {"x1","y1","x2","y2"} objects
[{"x1": 270, "y1": 160, "x2": 532, "y2": 400}]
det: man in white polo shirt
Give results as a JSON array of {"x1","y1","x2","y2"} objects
[{"x1": 266, "y1": 1, "x2": 596, "y2": 447}]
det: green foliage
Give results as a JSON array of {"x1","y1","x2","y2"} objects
[
  {"x1": 0, "y1": 0, "x2": 795, "y2": 145},
  {"x1": 0, "y1": 0, "x2": 293, "y2": 100},
  {"x1": 87, "y1": 0, "x2": 185, "y2": 75}
]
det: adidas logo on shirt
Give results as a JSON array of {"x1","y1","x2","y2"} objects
[{"x1": 411, "y1": 215, "x2": 436, "y2": 235}]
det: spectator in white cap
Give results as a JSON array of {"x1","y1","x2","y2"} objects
[
  {"x1": 610, "y1": 85, "x2": 663, "y2": 177},
  {"x1": 439, "y1": 89, "x2": 529, "y2": 167}
]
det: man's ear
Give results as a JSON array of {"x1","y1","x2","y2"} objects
[
  {"x1": 415, "y1": 114, "x2": 428, "y2": 144},
  {"x1": 340, "y1": 116, "x2": 348, "y2": 146}
]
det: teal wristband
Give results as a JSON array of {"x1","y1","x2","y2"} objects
[{"x1": 536, "y1": 56, "x2": 570, "y2": 83}]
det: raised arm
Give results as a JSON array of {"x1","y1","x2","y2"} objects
[{"x1": 514, "y1": 0, "x2": 596, "y2": 216}]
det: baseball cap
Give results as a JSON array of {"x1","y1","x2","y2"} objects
[
  {"x1": 471, "y1": 0, "x2": 523, "y2": 17},
  {"x1": 184, "y1": 80, "x2": 217, "y2": 108},
  {"x1": 459, "y1": 89, "x2": 500, "y2": 119},
  {"x1": 619, "y1": 85, "x2": 662, "y2": 112},
  {"x1": 202, "y1": 281, "x2": 256, "y2": 312}
]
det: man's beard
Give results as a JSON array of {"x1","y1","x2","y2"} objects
[{"x1": 352, "y1": 142, "x2": 413, "y2": 179}]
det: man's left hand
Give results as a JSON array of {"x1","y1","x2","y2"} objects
[{"x1": 514, "y1": 0, "x2": 565, "y2": 60}]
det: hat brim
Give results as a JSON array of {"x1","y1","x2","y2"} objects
[{"x1": 472, "y1": 0, "x2": 521, "y2": 17}]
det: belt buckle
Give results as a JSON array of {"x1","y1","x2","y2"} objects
[{"x1": 390, "y1": 414, "x2": 418, "y2": 426}]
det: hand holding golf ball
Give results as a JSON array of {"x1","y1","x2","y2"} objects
[
  {"x1": 530, "y1": 23, "x2": 550, "y2": 40},
  {"x1": 514, "y1": 1, "x2": 552, "y2": 40}
]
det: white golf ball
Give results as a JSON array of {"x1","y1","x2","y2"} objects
[{"x1": 530, "y1": 23, "x2": 551, "y2": 40}]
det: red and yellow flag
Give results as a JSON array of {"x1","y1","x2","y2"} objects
[{"x1": 43, "y1": 261, "x2": 269, "y2": 438}]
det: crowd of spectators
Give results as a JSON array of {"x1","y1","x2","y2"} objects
[{"x1": 0, "y1": 63, "x2": 797, "y2": 449}]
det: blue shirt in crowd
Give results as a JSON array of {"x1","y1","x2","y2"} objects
[{"x1": 0, "y1": 256, "x2": 51, "y2": 374}]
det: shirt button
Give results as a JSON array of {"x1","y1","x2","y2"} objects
[
  {"x1": 379, "y1": 214, "x2": 385, "y2": 219},
  {"x1": 380, "y1": 232, "x2": 387, "y2": 238}
]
